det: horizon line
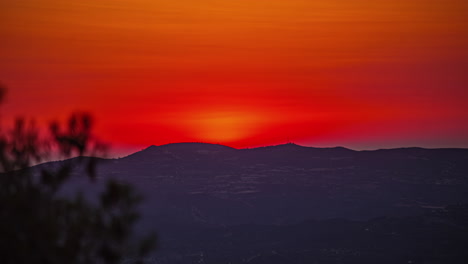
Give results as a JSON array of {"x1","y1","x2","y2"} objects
[{"x1": 138, "y1": 141, "x2": 468, "y2": 152}]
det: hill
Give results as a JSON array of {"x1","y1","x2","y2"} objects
[
  {"x1": 45, "y1": 142, "x2": 468, "y2": 226},
  {"x1": 34, "y1": 143, "x2": 468, "y2": 262}
]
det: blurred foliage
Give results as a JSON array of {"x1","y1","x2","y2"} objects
[{"x1": 0, "y1": 84, "x2": 156, "y2": 264}]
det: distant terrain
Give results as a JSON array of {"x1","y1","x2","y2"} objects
[{"x1": 40, "y1": 143, "x2": 468, "y2": 263}]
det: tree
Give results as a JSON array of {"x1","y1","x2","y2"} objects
[{"x1": 0, "y1": 84, "x2": 156, "y2": 264}]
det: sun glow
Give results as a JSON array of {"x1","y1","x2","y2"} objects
[{"x1": 182, "y1": 110, "x2": 265, "y2": 143}]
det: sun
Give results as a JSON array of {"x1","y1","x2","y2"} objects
[{"x1": 183, "y1": 109, "x2": 264, "y2": 144}]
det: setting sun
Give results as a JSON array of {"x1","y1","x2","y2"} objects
[{"x1": 179, "y1": 108, "x2": 266, "y2": 143}]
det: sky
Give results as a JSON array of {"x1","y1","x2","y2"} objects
[{"x1": 1, "y1": 0, "x2": 467, "y2": 154}]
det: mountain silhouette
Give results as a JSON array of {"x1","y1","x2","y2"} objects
[
  {"x1": 33, "y1": 143, "x2": 468, "y2": 263},
  {"x1": 38, "y1": 143, "x2": 468, "y2": 227}
]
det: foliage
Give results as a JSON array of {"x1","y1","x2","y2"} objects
[{"x1": 0, "y1": 85, "x2": 156, "y2": 264}]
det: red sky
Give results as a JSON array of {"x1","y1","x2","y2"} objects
[{"x1": 1, "y1": 0, "x2": 468, "y2": 155}]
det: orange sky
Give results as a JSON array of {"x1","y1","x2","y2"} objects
[{"x1": 1, "y1": 0, "x2": 468, "y2": 154}]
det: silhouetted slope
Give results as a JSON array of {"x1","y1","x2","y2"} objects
[
  {"x1": 36, "y1": 143, "x2": 468, "y2": 226},
  {"x1": 126, "y1": 142, "x2": 236, "y2": 161},
  {"x1": 60, "y1": 142, "x2": 468, "y2": 227},
  {"x1": 32, "y1": 143, "x2": 468, "y2": 262}
]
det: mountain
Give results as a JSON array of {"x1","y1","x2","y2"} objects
[
  {"x1": 47, "y1": 142, "x2": 468, "y2": 227},
  {"x1": 36, "y1": 142, "x2": 468, "y2": 263}
]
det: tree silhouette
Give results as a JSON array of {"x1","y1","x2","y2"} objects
[{"x1": 0, "y1": 84, "x2": 156, "y2": 264}]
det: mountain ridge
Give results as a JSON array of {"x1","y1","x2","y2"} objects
[
  {"x1": 33, "y1": 142, "x2": 468, "y2": 227},
  {"x1": 127, "y1": 142, "x2": 468, "y2": 157}
]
